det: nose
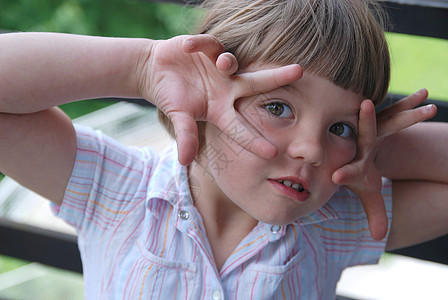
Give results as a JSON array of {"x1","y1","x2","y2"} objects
[{"x1": 286, "y1": 130, "x2": 325, "y2": 166}]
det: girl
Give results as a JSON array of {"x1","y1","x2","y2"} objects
[{"x1": 1, "y1": 0, "x2": 447, "y2": 298}]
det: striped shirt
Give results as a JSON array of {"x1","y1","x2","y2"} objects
[{"x1": 52, "y1": 124, "x2": 393, "y2": 299}]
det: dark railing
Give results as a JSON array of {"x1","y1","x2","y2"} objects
[
  {"x1": 0, "y1": 217, "x2": 82, "y2": 273},
  {"x1": 1, "y1": 0, "x2": 447, "y2": 277},
  {"x1": 384, "y1": 0, "x2": 448, "y2": 39}
]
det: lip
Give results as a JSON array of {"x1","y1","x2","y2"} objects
[{"x1": 268, "y1": 176, "x2": 310, "y2": 203}]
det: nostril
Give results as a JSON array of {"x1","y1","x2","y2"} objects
[{"x1": 286, "y1": 141, "x2": 324, "y2": 166}]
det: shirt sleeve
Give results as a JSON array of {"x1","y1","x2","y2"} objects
[
  {"x1": 51, "y1": 124, "x2": 158, "y2": 238},
  {"x1": 321, "y1": 178, "x2": 393, "y2": 267}
]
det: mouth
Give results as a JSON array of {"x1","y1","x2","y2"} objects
[
  {"x1": 275, "y1": 179, "x2": 305, "y2": 192},
  {"x1": 269, "y1": 177, "x2": 310, "y2": 202}
]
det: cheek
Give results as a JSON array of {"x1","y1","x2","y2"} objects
[
  {"x1": 202, "y1": 124, "x2": 262, "y2": 179},
  {"x1": 330, "y1": 140, "x2": 357, "y2": 169}
]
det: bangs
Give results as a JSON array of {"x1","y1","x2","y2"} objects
[{"x1": 200, "y1": 0, "x2": 390, "y2": 105}]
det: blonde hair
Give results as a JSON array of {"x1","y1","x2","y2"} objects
[{"x1": 160, "y1": 0, "x2": 390, "y2": 141}]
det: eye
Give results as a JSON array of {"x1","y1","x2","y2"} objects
[
  {"x1": 329, "y1": 123, "x2": 356, "y2": 138},
  {"x1": 263, "y1": 102, "x2": 293, "y2": 119}
]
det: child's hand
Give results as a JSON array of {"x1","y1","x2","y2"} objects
[
  {"x1": 332, "y1": 89, "x2": 437, "y2": 240},
  {"x1": 139, "y1": 34, "x2": 302, "y2": 165}
]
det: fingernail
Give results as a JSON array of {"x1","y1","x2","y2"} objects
[
  {"x1": 422, "y1": 104, "x2": 435, "y2": 112},
  {"x1": 417, "y1": 88, "x2": 426, "y2": 94},
  {"x1": 185, "y1": 39, "x2": 195, "y2": 50},
  {"x1": 224, "y1": 55, "x2": 233, "y2": 70}
]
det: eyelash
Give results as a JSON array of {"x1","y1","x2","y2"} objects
[
  {"x1": 330, "y1": 122, "x2": 358, "y2": 139},
  {"x1": 262, "y1": 101, "x2": 294, "y2": 119}
]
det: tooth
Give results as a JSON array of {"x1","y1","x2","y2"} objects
[
  {"x1": 283, "y1": 181, "x2": 292, "y2": 187},
  {"x1": 292, "y1": 183, "x2": 300, "y2": 190}
]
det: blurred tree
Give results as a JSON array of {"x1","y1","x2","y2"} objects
[{"x1": 0, "y1": 0, "x2": 199, "y2": 38}]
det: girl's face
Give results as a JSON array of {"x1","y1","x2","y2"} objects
[{"x1": 190, "y1": 71, "x2": 363, "y2": 226}]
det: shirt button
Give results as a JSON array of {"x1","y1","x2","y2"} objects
[
  {"x1": 271, "y1": 225, "x2": 281, "y2": 234},
  {"x1": 178, "y1": 210, "x2": 190, "y2": 220},
  {"x1": 212, "y1": 290, "x2": 222, "y2": 300}
]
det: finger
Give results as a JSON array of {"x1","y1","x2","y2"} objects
[
  {"x1": 333, "y1": 164, "x2": 388, "y2": 240},
  {"x1": 378, "y1": 88, "x2": 428, "y2": 119},
  {"x1": 169, "y1": 111, "x2": 200, "y2": 165},
  {"x1": 234, "y1": 64, "x2": 303, "y2": 97},
  {"x1": 377, "y1": 103, "x2": 437, "y2": 138},
  {"x1": 216, "y1": 52, "x2": 239, "y2": 76},
  {"x1": 356, "y1": 100, "x2": 377, "y2": 153},
  {"x1": 332, "y1": 163, "x2": 362, "y2": 186},
  {"x1": 182, "y1": 34, "x2": 225, "y2": 61},
  {"x1": 333, "y1": 101, "x2": 377, "y2": 185},
  {"x1": 359, "y1": 191, "x2": 388, "y2": 240},
  {"x1": 216, "y1": 109, "x2": 278, "y2": 160}
]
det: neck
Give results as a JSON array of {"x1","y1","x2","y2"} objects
[{"x1": 188, "y1": 161, "x2": 257, "y2": 270}]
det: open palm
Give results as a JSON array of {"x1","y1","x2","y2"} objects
[{"x1": 140, "y1": 34, "x2": 302, "y2": 165}]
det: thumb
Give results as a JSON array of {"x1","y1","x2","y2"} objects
[
  {"x1": 359, "y1": 191, "x2": 388, "y2": 240},
  {"x1": 235, "y1": 64, "x2": 303, "y2": 97},
  {"x1": 169, "y1": 111, "x2": 199, "y2": 165},
  {"x1": 332, "y1": 163, "x2": 363, "y2": 186}
]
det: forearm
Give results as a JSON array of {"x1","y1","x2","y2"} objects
[
  {"x1": 376, "y1": 122, "x2": 448, "y2": 183},
  {"x1": 0, "y1": 108, "x2": 76, "y2": 204},
  {"x1": 379, "y1": 122, "x2": 448, "y2": 249},
  {"x1": 387, "y1": 179, "x2": 448, "y2": 250},
  {"x1": 0, "y1": 32, "x2": 152, "y2": 113}
]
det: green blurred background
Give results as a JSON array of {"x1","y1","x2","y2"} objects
[{"x1": 387, "y1": 32, "x2": 448, "y2": 101}]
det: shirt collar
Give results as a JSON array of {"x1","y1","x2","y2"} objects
[
  {"x1": 262, "y1": 201, "x2": 339, "y2": 242},
  {"x1": 293, "y1": 202, "x2": 339, "y2": 225},
  {"x1": 146, "y1": 143, "x2": 194, "y2": 218}
]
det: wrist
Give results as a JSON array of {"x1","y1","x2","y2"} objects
[
  {"x1": 130, "y1": 38, "x2": 155, "y2": 102},
  {"x1": 93, "y1": 36, "x2": 154, "y2": 100}
]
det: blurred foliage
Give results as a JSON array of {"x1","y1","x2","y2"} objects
[
  {"x1": 0, "y1": 0, "x2": 199, "y2": 38},
  {"x1": 59, "y1": 99, "x2": 117, "y2": 119}
]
